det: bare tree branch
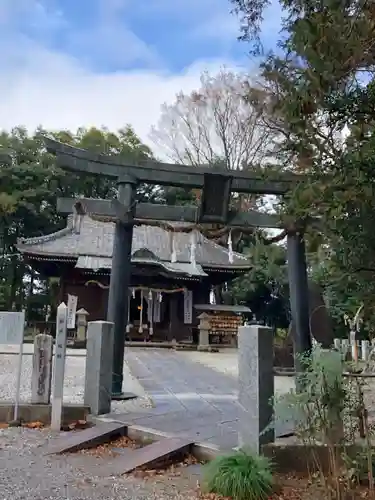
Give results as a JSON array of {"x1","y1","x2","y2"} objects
[{"x1": 150, "y1": 69, "x2": 279, "y2": 171}]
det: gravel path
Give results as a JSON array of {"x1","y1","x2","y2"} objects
[
  {"x1": 0, "y1": 427, "x2": 200, "y2": 500},
  {"x1": 0, "y1": 344, "x2": 152, "y2": 413}
]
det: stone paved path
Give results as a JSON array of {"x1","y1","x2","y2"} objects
[
  {"x1": 0, "y1": 345, "x2": 295, "y2": 450},
  {"x1": 108, "y1": 348, "x2": 295, "y2": 450}
]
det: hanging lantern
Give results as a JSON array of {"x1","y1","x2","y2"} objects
[{"x1": 147, "y1": 290, "x2": 154, "y2": 337}]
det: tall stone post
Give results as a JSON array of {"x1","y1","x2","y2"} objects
[
  {"x1": 107, "y1": 176, "x2": 137, "y2": 399},
  {"x1": 84, "y1": 321, "x2": 114, "y2": 415},
  {"x1": 31, "y1": 334, "x2": 53, "y2": 404},
  {"x1": 238, "y1": 325, "x2": 274, "y2": 453},
  {"x1": 287, "y1": 231, "x2": 312, "y2": 373}
]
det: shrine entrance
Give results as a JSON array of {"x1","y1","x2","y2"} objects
[{"x1": 45, "y1": 138, "x2": 312, "y2": 399}]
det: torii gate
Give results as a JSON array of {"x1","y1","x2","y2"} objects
[{"x1": 45, "y1": 138, "x2": 311, "y2": 399}]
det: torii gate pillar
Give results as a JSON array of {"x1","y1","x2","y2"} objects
[
  {"x1": 287, "y1": 230, "x2": 312, "y2": 373},
  {"x1": 106, "y1": 176, "x2": 137, "y2": 399}
]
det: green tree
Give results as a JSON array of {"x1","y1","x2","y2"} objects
[
  {"x1": 0, "y1": 125, "x2": 155, "y2": 313},
  {"x1": 230, "y1": 0, "x2": 375, "y2": 329},
  {"x1": 229, "y1": 239, "x2": 290, "y2": 327},
  {"x1": 150, "y1": 68, "x2": 280, "y2": 214}
]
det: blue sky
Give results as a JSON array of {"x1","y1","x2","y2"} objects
[{"x1": 0, "y1": 0, "x2": 282, "y2": 147}]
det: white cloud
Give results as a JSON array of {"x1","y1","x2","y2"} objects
[
  {"x1": 0, "y1": 36, "x2": 243, "y2": 156},
  {"x1": 0, "y1": 0, "x2": 251, "y2": 158}
]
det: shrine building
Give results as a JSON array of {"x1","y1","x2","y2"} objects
[{"x1": 17, "y1": 215, "x2": 251, "y2": 343}]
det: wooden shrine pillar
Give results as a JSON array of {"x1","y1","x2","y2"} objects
[
  {"x1": 168, "y1": 294, "x2": 179, "y2": 342},
  {"x1": 287, "y1": 230, "x2": 312, "y2": 373}
]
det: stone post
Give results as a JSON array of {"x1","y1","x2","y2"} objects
[
  {"x1": 362, "y1": 340, "x2": 370, "y2": 362},
  {"x1": 76, "y1": 308, "x2": 89, "y2": 343},
  {"x1": 333, "y1": 338, "x2": 341, "y2": 351},
  {"x1": 84, "y1": 321, "x2": 114, "y2": 416},
  {"x1": 31, "y1": 334, "x2": 53, "y2": 404},
  {"x1": 197, "y1": 312, "x2": 210, "y2": 351},
  {"x1": 342, "y1": 338, "x2": 349, "y2": 358},
  {"x1": 238, "y1": 324, "x2": 274, "y2": 453}
]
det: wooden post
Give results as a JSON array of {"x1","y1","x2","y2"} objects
[
  {"x1": 51, "y1": 302, "x2": 68, "y2": 431},
  {"x1": 168, "y1": 294, "x2": 178, "y2": 342}
]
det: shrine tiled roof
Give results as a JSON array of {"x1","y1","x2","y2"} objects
[{"x1": 17, "y1": 215, "x2": 251, "y2": 271}]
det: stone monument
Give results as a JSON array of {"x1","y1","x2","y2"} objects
[{"x1": 31, "y1": 334, "x2": 53, "y2": 404}]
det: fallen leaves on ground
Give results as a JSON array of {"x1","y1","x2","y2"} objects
[
  {"x1": 61, "y1": 420, "x2": 90, "y2": 431},
  {"x1": 24, "y1": 421, "x2": 44, "y2": 429},
  {"x1": 77, "y1": 434, "x2": 140, "y2": 457},
  {"x1": 133, "y1": 455, "x2": 200, "y2": 479}
]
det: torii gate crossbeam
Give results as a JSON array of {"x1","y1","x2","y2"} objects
[{"x1": 45, "y1": 138, "x2": 311, "y2": 398}]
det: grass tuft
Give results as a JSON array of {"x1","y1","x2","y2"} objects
[{"x1": 201, "y1": 449, "x2": 273, "y2": 500}]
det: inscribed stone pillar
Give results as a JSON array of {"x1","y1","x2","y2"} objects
[
  {"x1": 84, "y1": 321, "x2": 114, "y2": 415},
  {"x1": 31, "y1": 334, "x2": 53, "y2": 404},
  {"x1": 238, "y1": 325, "x2": 274, "y2": 453}
]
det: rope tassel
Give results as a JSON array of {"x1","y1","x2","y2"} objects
[
  {"x1": 228, "y1": 230, "x2": 234, "y2": 264},
  {"x1": 126, "y1": 292, "x2": 131, "y2": 333},
  {"x1": 190, "y1": 230, "x2": 197, "y2": 267},
  {"x1": 139, "y1": 289, "x2": 143, "y2": 333},
  {"x1": 170, "y1": 232, "x2": 177, "y2": 263}
]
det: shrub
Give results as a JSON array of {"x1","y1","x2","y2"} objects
[{"x1": 201, "y1": 449, "x2": 273, "y2": 500}]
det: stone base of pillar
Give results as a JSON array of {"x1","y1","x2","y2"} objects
[{"x1": 198, "y1": 328, "x2": 210, "y2": 350}]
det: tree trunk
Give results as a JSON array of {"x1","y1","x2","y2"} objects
[{"x1": 8, "y1": 257, "x2": 19, "y2": 311}]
